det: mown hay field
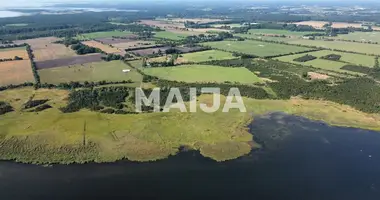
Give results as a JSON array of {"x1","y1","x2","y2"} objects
[
  {"x1": 0, "y1": 48, "x2": 28, "y2": 59},
  {"x1": 33, "y1": 44, "x2": 77, "y2": 61},
  {"x1": 15, "y1": 37, "x2": 77, "y2": 61},
  {"x1": 143, "y1": 64, "x2": 263, "y2": 84},
  {"x1": 0, "y1": 60, "x2": 34, "y2": 86},
  {"x1": 76, "y1": 31, "x2": 134, "y2": 40},
  {"x1": 38, "y1": 60, "x2": 142, "y2": 85},
  {"x1": 113, "y1": 40, "x2": 156, "y2": 50},
  {"x1": 203, "y1": 40, "x2": 313, "y2": 57},
  {"x1": 82, "y1": 40, "x2": 122, "y2": 54},
  {"x1": 243, "y1": 29, "x2": 321, "y2": 36}
]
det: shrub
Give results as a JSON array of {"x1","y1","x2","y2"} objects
[{"x1": 293, "y1": 54, "x2": 317, "y2": 62}]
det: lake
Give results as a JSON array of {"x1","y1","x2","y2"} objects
[{"x1": 0, "y1": 113, "x2": 379, "y2": 200}]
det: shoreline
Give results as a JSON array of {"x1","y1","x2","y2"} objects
[{"x1": 1, "y1": 88, "x2": 380, "y2": 165}]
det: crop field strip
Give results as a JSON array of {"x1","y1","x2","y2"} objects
[
  {"x1": 0, "y1": 48, "x2": 29, "y2": 59},
  {"x1": 38, "y1": 60, "x2": 142, "y2": 85},
  {"x1": 75, "y1": 31, "x2": 134, "y2": 40},
  {"x1": 142, "y1": 64, "x2": 263, "y2": 84},
  {"x1": 82, "y1": 40, "x2": 122, "y2": 54},
  {"x1": 238, "y1": 35, "x2": 380, "y2": 56},
  {"x1": 0, "y1": 60, "x2": 34, "y2": 86},
  {"x1": 241, "y1": 29, "x2": 321, "y2": 37},
  {"x1": 35, "y1": 54, "x2": 104, "y2": 70},
  {"x1": 203, "y1": 40, "x2": 314, "y2": 58},
  {"x1": 14, "y1": 37, "x2": 77, "y2": 61}
]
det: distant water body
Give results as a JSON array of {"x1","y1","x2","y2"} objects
[
  {"x1": 1, "y1": 113, "x2": 380, "y2": 200},
  {"x1": 0, "y1": 11, "x2": 24, "y2": 18}
]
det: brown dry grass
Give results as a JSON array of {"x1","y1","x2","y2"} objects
[
  {"x1": 0, "y1": 60, "x2": 34, "y2": 86},
  {"x1": 0, "y1": 49, "x2": 29, "y2": 60},
  {"x1": 139, "y1": 20, "x2": 223, "y2": 35},
  {"x1": 294, "y1": 21, "x2": 380, "y2": 30},
  {"x1": 113, "y1": 41, "x2": 156, "y2": 50},
  {"x1": 308, "y1": 72, "x2": 330, "y2": 80},
  {"x1": 15, "y1": 37, "x2": 76, "y2": 61},
  {"x1": 168, "y1": 18, "x2": 225, "y2": 23},
  {"x1": 140, "y1": 20, "x2": 185, "y2": 29},
  {"x1": 82, "y1": 41, "x2": 122, "y2": 54}
]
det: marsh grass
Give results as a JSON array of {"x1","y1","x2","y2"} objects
[{"x1": 1, "y1": 88, "x2": 380, "y2": 164}]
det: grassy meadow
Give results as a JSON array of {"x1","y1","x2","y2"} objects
[
  {"x1": 1, "y1": 87, "x2": 380, "y2": 164},
  {"x1": 243, "y1": 29, "x2": 320, "y2": 36},
  {"x1": 235, "y1": 34, "x2": 299, "y2": 42},
  {"x1": 154, "y1": 31, "x2": 193, "y2": 40},
  {"x1": 203, "y1": 40, "x2": 313, "y2": 57},
  {"x1": 287, "y1": 39, "x2": 380, "y2": 55},
  {"x1": 181, "y1": 50, "x2": 237, "y2": 62},
  {"x1": 334, "y1": 32, "x2": 380, "y2": 43},
  {"x1": 38, "y1": 61, "x2": 142, "y2": 85},
  {"x1": 275, "y1": 50, "x2": 373, "y2": 75},
  {"x1": 143, "y1": 65, "x2": 263, "y2": 84},
  {"x1": 75, "y1": 31, "x2": 134, "y2": 40}
]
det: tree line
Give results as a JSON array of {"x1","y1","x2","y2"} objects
[{"x1": 26, "y1": 45, "x2": 40, "y2": 86}]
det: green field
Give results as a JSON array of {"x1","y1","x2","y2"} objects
[
  {"x1": 181, "y1": 50, "x2": 237, "y2": 62},
  {"x1": 75, "y1": 31, "x2": 134, "y2": 40},
  {"x1": 203, "y1": 40, "x2": 313, "y2": 57},
  {"x1": 143, "y1": 65, "x2": 263, "y2": 84},
  {"x1": 1, "y1": 87, "x2": 380, "y2": 164},
  {"x1": 335, "y1": 32, "x2": 380, "y2": 43},
  {"x1": 287, "y1": 39, "x2": 380, "y2": 55},
  {"x1": 154, "y1": 31, "x2": 193, "y2": 40},
  {"x1": 275, "y1": 51, "x2": 370, "y2": 75},
  {"x1": 243, "y1": 29, "x2": 320, "y2": 36},
  {"x1": 0, "y1": 46, "x2": 26, "y2": 52},
  {"x1": 38, "y1": 61, "x2": 142, "y2": 85},
  {"x1": 235, "y1": 34, "x2": 299, "y2": 42}
]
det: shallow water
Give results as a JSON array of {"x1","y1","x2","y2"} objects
[{"x1": 1, "y1": 113, "x2": 380, "y2": 200}]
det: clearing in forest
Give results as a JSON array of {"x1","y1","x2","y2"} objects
[
  {"x1": 203, "y1": 40, "x2": 313, "y2": 57},
  {"x1": 142, "y1": 64, "x2": 263, "y2": 84},
  {"x1": 0, "y1": 60, "x2": 34, "y2": 86},
  {"x1": 38, "y1": 60, "x2": 142, "y2": 85}
]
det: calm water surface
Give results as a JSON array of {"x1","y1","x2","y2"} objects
[{"x1": 1, "y1": 113, "x2": 380, "y2": 200}]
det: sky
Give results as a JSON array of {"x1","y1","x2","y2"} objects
[{"x1": 0, "y1": 0, "x2": 377, "y2": 9}]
